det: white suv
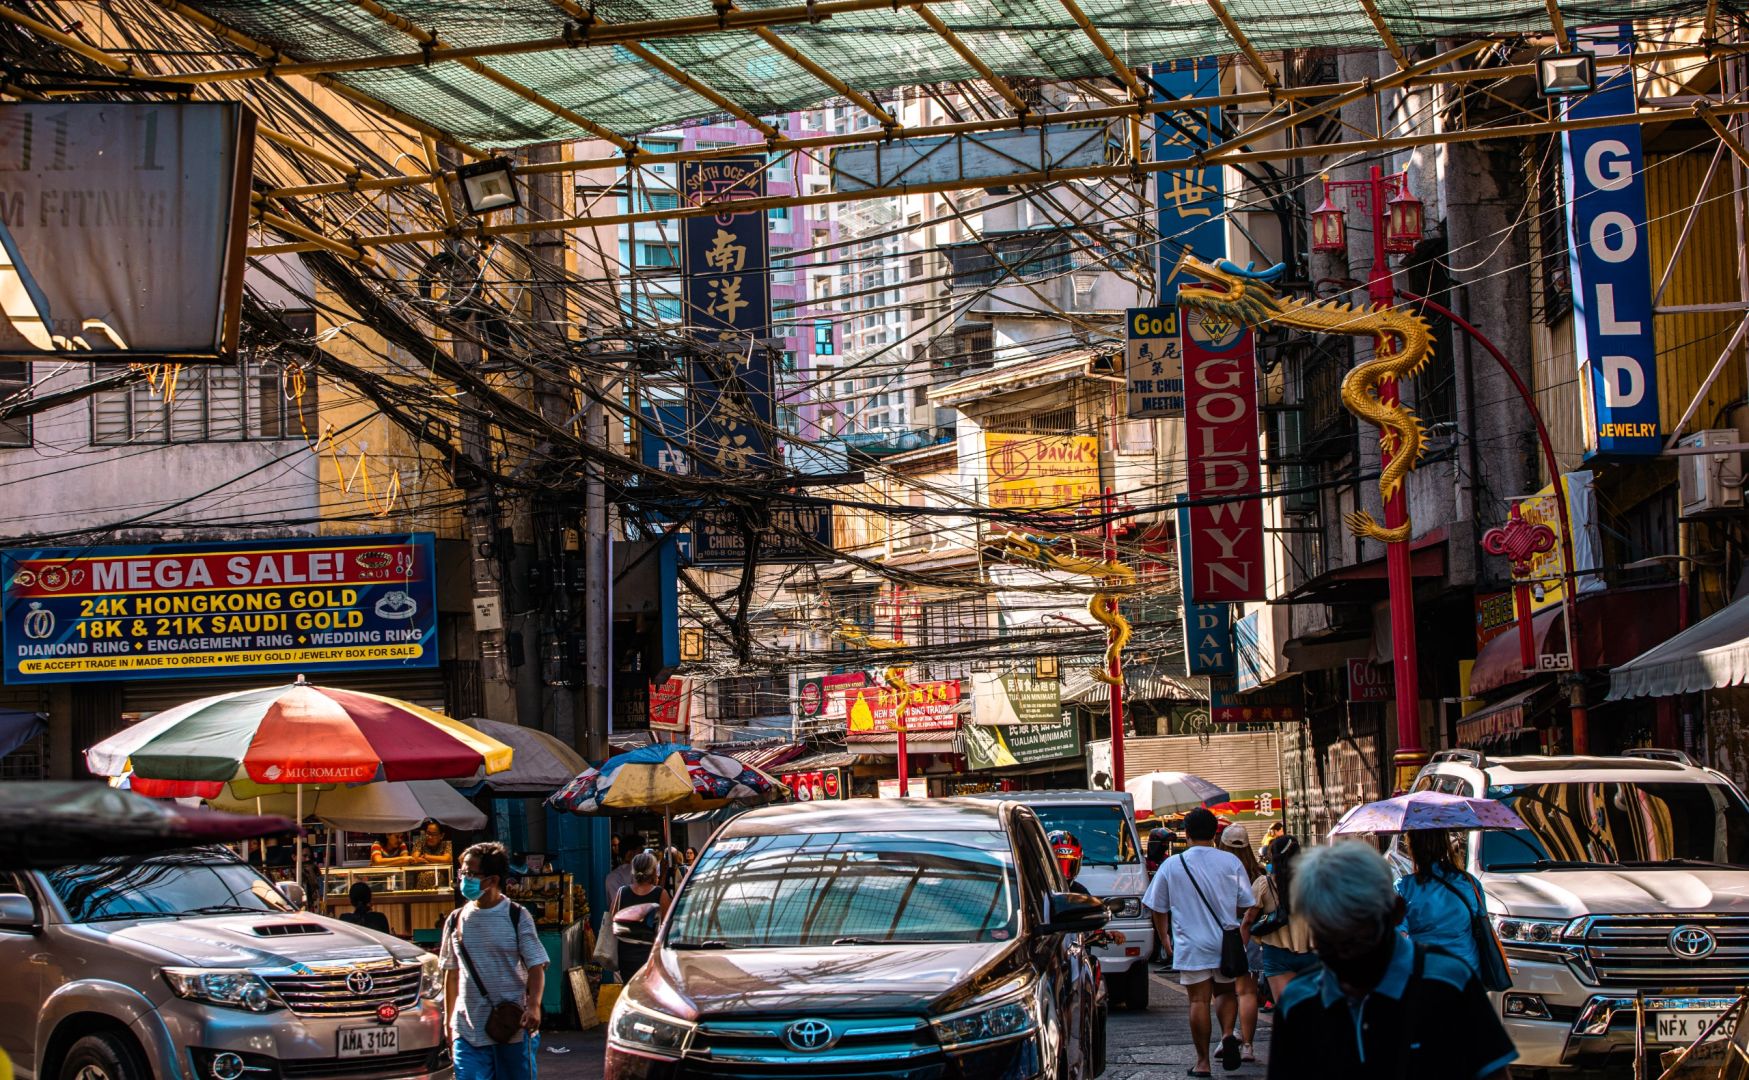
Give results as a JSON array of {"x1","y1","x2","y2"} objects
[{"x1": 1404, "y1": 750, "x2": 1749, "y2": 1073}]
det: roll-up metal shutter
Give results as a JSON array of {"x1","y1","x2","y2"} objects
[
  {"x1": 122, "y1": 666, "x2": 449, "y2": 717},
  {"x1": 1120, "y1": 731, "x2": 1282, "y2": 793}
]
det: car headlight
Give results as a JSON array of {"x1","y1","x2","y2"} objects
[
  {"x1": 1491, "y1": 916, "x2": 1572, "y2": 946},
  {"x1": 610, "y1": 1005, "x2": 693, "y2": 1057},
  {"x1": 161, "y1": 968, "x2": 280, "y2": 1013},
  {"x1": 1105, "y1": 896, "x2": 1143, "y2": 919},
  {"x1": 933, "y1": 991, "x2": 1038, "y2": 1048},
  {"x1": 420, "y1": 953, "x2": 444, "y2": 1002}
]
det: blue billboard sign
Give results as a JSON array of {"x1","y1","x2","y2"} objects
[
  {"x1": 1176, "y1": 497, "x2": 1234, "y2": 676},
  {"x1": 691, "y1": 505, "x2": 834, "y2": 565},
  {"x1": 683, "y1": 157, "x2": 774, "y2": 474},
  {"x1": 1562, "y1": 27, "x2": 1661, "y2": 456},
  {"x1": 1153, "y1": 58, "x2": 1227, "y2": 304},
  {"x1": 3, "y1": 534, "x2": 438, "y2": 684}
]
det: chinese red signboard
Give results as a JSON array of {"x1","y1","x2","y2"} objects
[
  {"x1": 1181, "y1": 307, "x2": 1264, "y2": 602},
  {"x1": 844, "y1": 679, "x2": 962, "y2": 740},
  {"x1": 1345, "y1": 659, "x2": 1392, "y2": 703},
  {"x1": 648, "y1": 677, "x2": 694, "y2": 734}
]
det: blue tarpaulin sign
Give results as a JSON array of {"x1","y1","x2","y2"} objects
[
  {"x1": 1153, "y1": 59, "x2": 1227, "y2": 304},
  {"x1": 691, "y1": 505, "x2": 834, "y2": 565},
  {"x1": 1176, "y1": 497, "x2": 1234, "y2": 676},
  {"x1": 1562, "y1": 27, "x2": 1661, "y2": 456},
  {"x1": 683, "y1": 157, "x2": 774, "y2": 474},
  {"x1": 2, "y1": 535, "x2": 438, "y2": 684},
  {"x1": 634, "y1": 404, "x2": 693, "y2": 561}
]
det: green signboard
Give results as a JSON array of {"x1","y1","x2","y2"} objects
[
  {"x1": 971, "y1": 671, "x2": 1062, "y2": 725},
  {"x1": 963, "y1": 716, "x2": 1082, "y2": 771}
]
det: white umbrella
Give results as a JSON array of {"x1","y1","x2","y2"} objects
[
  {"x1": 211, "y1": 779, "x2": 486, "y2": 833},
  {"x1": 1124, "y1": 771, "x2": 1231, "y2": 816}
]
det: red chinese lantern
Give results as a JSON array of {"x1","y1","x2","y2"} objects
[{"x1": 1311, "y1": 186, "x2": 1346, "y2": 254}]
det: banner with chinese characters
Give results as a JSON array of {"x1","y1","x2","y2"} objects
[
  {"x1": 649, "y1": 676, "x2": 695, "y2": 734},
  {"x1": 984, "y1": 433, "x2": 1101, "y2": 513},
  {"x1": 1509, "y1": 471, "x2": 1602, "y2": 618},
  {"x1": 1126, "y1": 306, "x2": 1184, "y2": 418},
  {"x1": 970, "y1": 672, "x2": 1061, "y2": 725},
  {"x1": 1153, "y1": 58, "x2": 1226, "y2": 303},
  {"x1": 844, "y1": 679, "x2": 962, "y2": 740},
  {"x1": 683, "y1": 157, "x2": 773, "y2": 474},
  {"x1": 1209, "y1": 678, "x2": 1302, "y2": 723},
  {"x1": 963, "y1": 716, "x2": 1082, "y2": 771},
  {"x1": 2, "y1": 535, "x2": 437, "y2": 684},
  {"x1": 690, "y1": 505, "x2": 834, "y2": 564},
  {"x1": 1182, "y1": 307, "x2": 1264, "y2": 602}
]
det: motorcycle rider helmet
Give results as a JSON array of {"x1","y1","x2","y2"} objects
[{"x1": 1047, "y1": 830, "x2": 1083, "y2": 883}]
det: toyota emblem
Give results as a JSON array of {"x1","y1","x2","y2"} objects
[
  {"x1": 346, "y1": 970, "x2": 376, "y2": 995},
  {"x1": 782, "y1": 1019, "x2": 836, "y2": 1052},
  {"x1": 1669, "y1": 925, "x2": 1718, "y2": 959}
]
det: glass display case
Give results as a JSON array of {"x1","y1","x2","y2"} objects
[
  {"x1": 504, "y1": 871, "x2": 574, "y2": 928},
  {"x1": 320, "y1": 864, "x2": 455, "y2": 939}
]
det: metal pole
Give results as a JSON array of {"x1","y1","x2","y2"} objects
[
  {"x1": 1397, "y1": 289, "x2": 1589, "y2": 752},
  {"x1": 892, "y1": 583, "x2": 908, "y2": 797},
  {"x1": 1103, "y1": 486, "x2": 1126, "y2": 791},
  {"x1": 1364, "y1": 166, "x2": 1424, "y2": 792}
]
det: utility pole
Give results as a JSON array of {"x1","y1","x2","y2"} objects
[
  {"x1": 1102, "y1": 486, "x2": 1126, "y2": 790},
  {"x1": 891, "y1": 582, "x2": 908, "y2": 796}
]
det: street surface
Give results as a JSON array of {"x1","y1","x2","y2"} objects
[{"x1": 536, "y1": 969, "x2": 1273, "y2": 1080}]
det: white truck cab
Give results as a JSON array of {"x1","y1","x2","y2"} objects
[
  {"x1": 1403, "y1": 749, "x2": 1749, "y2": 1073},
  {"x1": 959, "y1": 790, "x2": 1155, "y2": 1011}
]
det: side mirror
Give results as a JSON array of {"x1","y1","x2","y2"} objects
[
  {"x1": 277, "y1": 882, "x2": 307, "y2": 909},
  {"x1": 0, "y1": 893, "x2": 38, "y2": 933},
  {"x1": 613, "y1": 902, "x2": 661, "y2": 946},
  {"x1": 1041, "y1": 891, "x2": 1109, "y2": 936}
]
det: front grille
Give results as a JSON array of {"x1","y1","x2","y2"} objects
[
  {"x1": 279, "y1": 1049, "x2": 442, "y2": 1079},
  {"x1": 264, "y1": 960, "x2": 421, "y2": 1017},
  {"x1": 1582, "y1": 916, "x2": 1749, "y2": 991},
  {"x1": 683, "y1": 1015, "x2": 942, "y2": 1077}
]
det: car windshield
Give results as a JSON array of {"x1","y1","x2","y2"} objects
[
  {"x1": 1029, "y1": 805, "x2": 1138, "y2": 866},
  {"x1": 48, "y1": 852, "x2": 295, "y2": 922},
  {"x1": 1479, "y1": 781, "x2": 1749, "y2": 871},
  {"x1": 666, "y1": 830, "x2": 1018, "y2": 947}
]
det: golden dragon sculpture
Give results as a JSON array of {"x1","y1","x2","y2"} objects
[
  {"x1": 1174, "y1": 255, "x2": 1434, "y2": 543},
  {"x1": 985, "y1": 533, "x2": 1135, "y2": 686}
]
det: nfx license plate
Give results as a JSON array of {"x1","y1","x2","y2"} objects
[
  {"x1": 338, "y1": 1026, "x2": 400, "y2": 1058},
  {"x1": 1654, "y1": 1013, "x2": 1726, "y2": 1043}
]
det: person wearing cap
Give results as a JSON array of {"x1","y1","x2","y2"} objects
[
  {"x1": 1219, "y1": 824, "x2": 1264, "y2": 1063},
  {"x1": 1142, "y1": 806, "x2": 1256, "y2": 1076}
]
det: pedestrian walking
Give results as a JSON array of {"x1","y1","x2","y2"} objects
[
  {"x1": 608, "y1": 851, "x2": 672, "y2": 981},
  {"x1": 1243, "y1": 835, "x2": 1319, "y2": 1002},
  {"x1": 1219, "y1": 824, "x2": 1263, "y2": 1063},
  {"x1": 1266, "y1": 842, "x2": 1516, "y2": 1080},
  {"x1": 441, "y1": 842, "x2": 548, "y2": 1080},
  {"x1": 1142, "y1": 807, "x2": 1255, "y2": 1076},
  {"x1": 1395, "y1": 828, "x2": 1485, "y2": 975}
]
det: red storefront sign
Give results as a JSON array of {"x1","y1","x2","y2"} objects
[
  {"x1": 1181, "y1": 308, "x2": 1264, "y2": 602},
  {"x1": 1346, "y1": 659, "x2": 1392, "y2": 703},
  {"x1": 649, "y1": 677, "x2": 693, "y2": 733},
  {"x1": 844, "y1": 679, "x2": 962, "y2": 740}
]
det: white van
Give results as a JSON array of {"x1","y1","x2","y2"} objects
[{"x1": 960, "y1": 790, "x2": 1155, "y2": 1010}]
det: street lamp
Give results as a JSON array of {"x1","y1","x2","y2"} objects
[
  {"x1": 456, "y1": 157, "x2": 522, "y2": 215},
  {"x1": 1536, "y1": 51, "x2": 1598, "y2": 97},
  {"x1": 1311, "y1": 190, "x2": 1346, "y2": 253}
]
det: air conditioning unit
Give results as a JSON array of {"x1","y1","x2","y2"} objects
[{"x1": 1679, "y1": 429, "x2": 1745, "y2": 518}]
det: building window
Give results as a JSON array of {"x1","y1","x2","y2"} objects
[
  {"x1": 1118, "y1": 418, "x2": 1155, "y2": 454},
  {"x1": 773, "y1": 267, "x2": 795, "y2": 284},
  {"x1": 0, "y1": 360, "x2": 29, "y2": 447},
  {"x1": 623, "y1": 190, "x2": 680, "y2": 214},
  {"x1": 815, "y1": 319, "x2": 836, "y2": 355},
  {"x1": 913, "y1": 386, "x2": 929, "y2": 407},
  {"x1": 636, "y1": 242, "x2": 680, "y2": 267},
  {"x1": 985, "y1": 405, "x2": 1077, "y2": 434},
  {"x1": 715, "y1": 674, "x2": 786, "y2": 724}
]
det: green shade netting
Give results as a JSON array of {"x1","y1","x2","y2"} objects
[{"x1": 184, "y1": 1, "x2": 1704, "y2": 143}]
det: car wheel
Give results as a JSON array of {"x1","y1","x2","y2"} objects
[
  {"x1": 59, "y1": 1032, "x2": 146, "y2": 1080},
  {"x1": 1114, "y1": 961, "x2": 1150, "y2": 1010}
]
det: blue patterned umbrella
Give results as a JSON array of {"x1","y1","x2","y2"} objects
[{"x1": 547, "y1": 743, "x2": 786, "y2": 815}]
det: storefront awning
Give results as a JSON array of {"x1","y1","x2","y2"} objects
[
  {"x1": 847, "y1": 733, "x2": 959, "y2": 755},
  {"x1": 1274, "y1": 528, "x2": 1448, "y2": 605},
  {"x1": 1609, "y1": 592, "x2": 1749, "y2": 701},
  {"x1": 1455, "y1": 685, "x2": 1547, "y2": 748},
  {"x1": 1062, "y1": 663, "x2": 1200, "y2": 705},
  {"x1": 1470, "y1": 584, "x2": 1682, "y2": 696}
]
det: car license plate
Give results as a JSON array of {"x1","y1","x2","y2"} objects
[
  {"x1": 1654, "y1": 1013, "x2": 1726, "y2": 1043},
  {"x1": 338, "y1": 1026, "x2": 399, "y2": 1058}
]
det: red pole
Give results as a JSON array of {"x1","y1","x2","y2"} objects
[
  {"x1": 1361, "y1": 166, "x2": 1426, "y2": 793},
  {"x1": 892, "y1": 583, "x2": 908, "y2": 797},
  {"x1": 1103, "y1": 486, "x2": 1126, "y2": 791}
]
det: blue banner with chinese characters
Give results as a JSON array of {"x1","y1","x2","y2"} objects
[
  {"x1": 683, "y1": 157, "x2": 774, "y2": 474},
  {"x1": 1176, "y1": 496, "x2": 1234, "y2": 676},
  {"x1": 1153, "y1": 59, "x2": 1227, "y2": 303},
  {"x1": 2, "y1": 535, "x2": 438, "y2": 684},
  {"x1": 1562, "y1": 27, "x2": 1661, "y2": 456}
]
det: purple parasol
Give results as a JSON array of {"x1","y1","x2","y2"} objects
[{"x1": 1330, "y1": 790, "x2": 1528, "y2": 836}]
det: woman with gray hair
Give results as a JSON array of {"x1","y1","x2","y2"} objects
[
  {"x1": 608, "y1": 851, "x2": 672, "y2": 980},
  {"x1": 1265, "y1": 842, "x2": 1517, "y2": 1080}
]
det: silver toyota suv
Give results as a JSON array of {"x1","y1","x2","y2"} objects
[
  {"x1": 1402, "y1": 750, "x2": 1749, "y2": 1073},
  {"x1": 0, "y1": 849, "x2": 448, "y2": 1080}
]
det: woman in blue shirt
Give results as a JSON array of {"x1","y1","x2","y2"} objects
[{"x1": 1395, "y1": 828, "x2": 1484, "y2": 974}]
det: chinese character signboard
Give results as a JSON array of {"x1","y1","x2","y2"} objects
[
  {"x1": 649, "y1": 676, "x2": 695, "y2": 734},
  {"x1": 3, "y1": 535, "x2": 438, "y2": 684},
  {"x1": 1562, "y1": 28, "x2": 1660, "y2": 455},
  {"x1": 683, "y1": 157, "x2": 773, "y2": 474},
  {"x1": 984, "y1": 433, "x2": 1100, "y2": 513},
  {"x1": 1153, "y1": 59, "x2": 1226, "y2": 303},
  {"x1": 1182, "y1": 308, "x2": 1264, "y2": 601},
  {"x1": 1126, "y1": 306, "x2": 1184, "y2": 418},
  {"x1": 690, "y1": 505, "x2": 834, "y2": 564},
  {"x1": 970, "y1": 671, "x2": 1061, "y2": 725},
  {"x1": 963, "y1": 716, "x2": 1081, "y2": 771},
  {"x1": 844, "y1": 679, "x2": 962, "y2": 739},
  {"x1": 1209, "y1": 679, "x2": 1302, "y2": 723}
]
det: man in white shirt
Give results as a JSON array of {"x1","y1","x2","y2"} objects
[{"x1": 1143, "y1": 807, "x2": 1256, "y2": 1076}]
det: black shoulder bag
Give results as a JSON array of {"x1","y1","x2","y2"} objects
[
  {"x1": 1432, "y1": 874, "x2": 1513, "y2": 993},
  {"x1": 1182, "y1": 855, "x2": 1249, "y2": 979},
  {"x1": 1249, "y1": 875, "x2": 1290, "y2": 940},
  {"x1": 448, "y1": 903, "x2": 532, "y2": 1044}
]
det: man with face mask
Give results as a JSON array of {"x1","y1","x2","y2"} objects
[
  {"x1": 440, "y1": 842, "x2": 549, "y2": 1080},
  {"x1": 1266, "y1": 843, "x2": 1515, "y2": 1080}
]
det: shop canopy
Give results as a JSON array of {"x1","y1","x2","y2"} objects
[
  {"x1": 1608, "y1": 593, "x2": 1749, "y2": 702},
  {"x1": 171, "y1": 1, "x2": 1695, "y2": 144}
]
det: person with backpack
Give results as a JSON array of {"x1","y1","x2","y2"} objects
[{"x1": 440, "y1": 842, "x2": 549, "y2": 1080}]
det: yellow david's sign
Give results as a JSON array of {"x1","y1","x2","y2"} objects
[{"x1": 984, "y1": 433, "x2": 1100, "y2": 512}]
